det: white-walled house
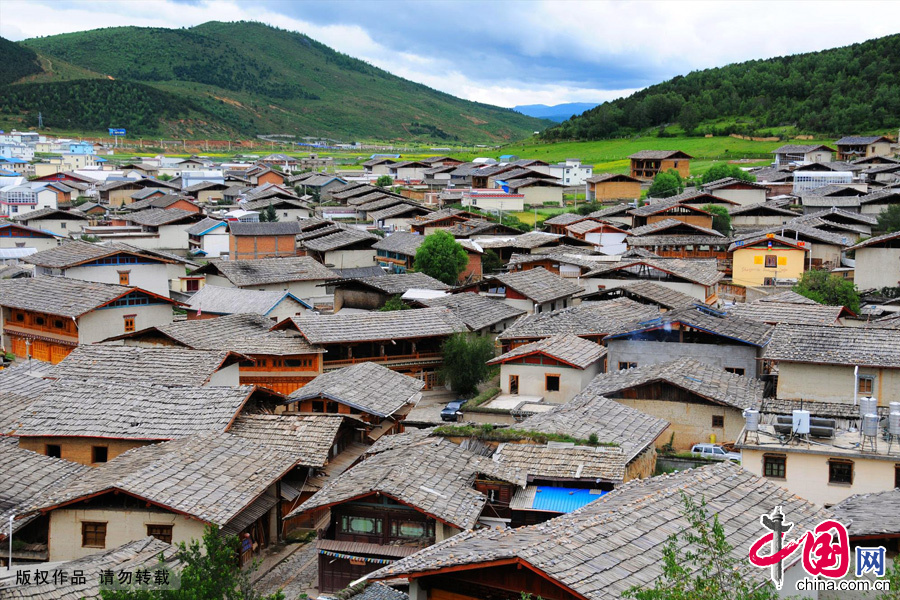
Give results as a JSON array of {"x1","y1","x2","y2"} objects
[
  {"x1": 10, "y1": 207, "x2": 90, "y2": 237},
  {"x1": 848, "y1": 231, "x2": 900, "y2": 291},
  {"x1": 0, "y1": 222, "x2": 63, "y2": 252},
  {"x1": 459, "y1": 267, "x2": 584, "y2": 315},
  {"x1": 186, "y1": 217, "x2": 229, "y2": 258},
  {"x1": 547, "y1": 158, "x2": 594, "y2": 186}
]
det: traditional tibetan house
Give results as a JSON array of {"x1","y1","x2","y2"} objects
[
  {"x1": 584, "y1": 173, "x2": 642, "y2": 202},
  {"x1": 186, "y1": 217, "x2": 229, "y2": 258},
  {"x1": 588, "y1": 203, "x2": 634, "y2": 228},
  {"x1": 582, "y1": 258, "x2": 723, "y2": 303},
  {"x1": 574, "y1": 280, "x2": 696, "y2": 312},
  {"x1": 286, "y1": 437, "x2": 526, "y2": 593},
  {"x1": 189, "y1": 256, "x2": 337, "y2": 304},
  {"x1": 731, "y1": 222, "x2": 851, "y2": 270},
  {"x1": 0, "y1": 222, "x2": 63, "y2": 252},
  {"x1": 727, "y1": 291, "x2": 850, "y2": 326},
  {"x1": 488, "y1": 334, "x2": 606, "y2": 403},
  {"x1": 408, "y1": 209, "x2": 480, "y2": 235},
  {"x1": 298, "y1": 226, "x2": 380, "y2": 270},
  {"x1": 367, "y1": 462, "x2": 829, "y2": 600},
  {"x1": 541, "y1": 212, "x2": 594, "y2": 235},
  {"x1": 228, "y1": 221, "x2": 301, "y2": 260},
  {"x1": 372, "y1": 232, "x2": 483, "y2": 282},
  {"x1": 415, "y1": 293, "x2": 526, "y2": 336},
  {"x1": 369, "y1": 202, "x2": 433, "y2": 231},
  {"x1": 275, "y1": 308, "x2": 467, "y2": 388},
  {"x1": 772, "y1": 143, "x2": 835, "y2": 168},
  {"x1": 564, "y1": 220, "x2": 629, "y2": 254},
  {"x1": 185, "y1": 285, "x2": 311, "y2": 321},
  {"x1": 628, "y1": 150, "x2": 692, "y2": 180},
  {"x1": 286, "y1": 362, "x2": 424, "y2": 442},
  {"x1": 0, "y1": 277, "x2": 176, "y2": 363},
  {"x1": 858, "y1": 188, "x2": 900, "y2": 217},
  {"x1": 9, "y1": 207, "x2": 89, "y2": 237},
  {"x1": 848, "y1": 230, "x2": 900, "y2": 291},
  {"x1": 328, "y1": 272, "x2": 450, "y2": 312},
  {"x1": 626, "y1": 218, "x2": 730, "y2": 265},
  {"x1": 835, "y1": 135, "x2": 893, "y2": 161},
  {"x1": 457, "y1": 267, "x2": 583, "y2": 315},
  {"x1": 242, "y1": 196, "x2": 311, "y2": 221},
  {"x1": 700, "y1": 177, "x2": 768, "y2": 206},
  {"x1": 605, "y1": 304, "x2": 773, "y2": 377},
  {"x1": 728, "y1": 234, "x2": 809, "y2": 287},
  {"x1": 109, "y1": 313, "x2": 324, "y2": 394},
  {"x1": 728, "y1": 200, "x2": 797, "y2": 231},
  {"x1": 629, "y1": 199, "x2": 714, "y2": 228}
]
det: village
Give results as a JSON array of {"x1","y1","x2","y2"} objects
[{"x1": 0, "y1": 127, "x2": 899, "y2": 600}]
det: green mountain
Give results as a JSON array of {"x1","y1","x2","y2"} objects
[
  {"x1": 0, "y1": 21, "x2": 549, "y2": 142},
  {"x1": 543, "y1": 34, "x2": 900, "y2": 141}
]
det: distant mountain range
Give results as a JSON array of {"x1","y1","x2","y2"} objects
[
  {"x1": 0, "y1": 22, "x2": 551, "y2": 142},
  {"x1": 514, "y1": 102, "x2": 599, "y2": 122}
]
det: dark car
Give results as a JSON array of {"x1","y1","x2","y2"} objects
[{"x1": 440, "y1": 400, "x2": 465, "y2": 422}]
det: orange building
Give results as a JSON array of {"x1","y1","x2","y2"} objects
[
  {"x1": 585, "y1": 173, "x2": 642, "y2": 201},
  {"x1": 228, "y1": 221, "x2": 302, "y2": 260},
  {"x1": 629, "y1": 150, "x2": 692, "y2": 180}
]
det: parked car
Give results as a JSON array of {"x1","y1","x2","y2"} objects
[
  {"x1": 440, "y1": 400, "x2": 465, "y2": 422},
  {"x1": 690, "y1": 443, "x2": 741, "y2": 463}
]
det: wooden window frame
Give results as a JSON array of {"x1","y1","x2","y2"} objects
[
  {"x1": 147, "y1": 524, "x2": 173, "y2": 544},
  {"x1": 858, "y1": 376, "x2": 874, "y2": 395},
  {"x1": 764, "y1": 254, "x2": 778, "y2": 268},
  {"x1": 763, "y1": 454, "x2": 786, "y2": 479},
  {"x1": 724, "y1": 367, "x2": 745, "y2": 376},
  {"x1": 92, "y1": 445, "x2": 108, "y2": 464},
  {"x1": 81, "y1": 521, "x2": 107, "y2": 548},
  {"x1": 118, "y1": 270, "x2": 131, "y2": 286},
  {"x1": 618, "y1": 361, "x2": 637, "y2": 370},
  {"x1": 545, "y1": 373, "x2": 561, "y2": 392},
  {"x1": 828, "y1": 459, "x2": 853, "y2": 485},
  {"x1": 124, "y1": 314, "x2": 136, "y2": 333},
  {"x1": 711, "y1": 415, "x2": 725, "y2": 428}
]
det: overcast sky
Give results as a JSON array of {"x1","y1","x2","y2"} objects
[{"x1": 3, "y1": 0, "x2": 899, "y2": 108}]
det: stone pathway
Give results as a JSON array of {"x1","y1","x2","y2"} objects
[{"x1": 254, "y1": 542, "x2": 319, "y2": 600}]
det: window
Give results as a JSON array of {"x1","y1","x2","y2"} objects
[
  {"x1": 118, "y1": 271, "x2": 130, "y2": 285},
  {"x1": 545, "y1": 374, "x2": 560, "y2": 392},
  {"x1": 147, "y1": 524, "x2": 173, "y2": 544},
  {"x1": 896, "y1": 465, "x2": 900, "y2": 489},
  {"x1": 858, "y1": 376, "x2": 874, "y2": 395},
  {"x1": 82, "y1": 522, "x2": 107, "y2": 548},
  {"x1": 712, "y1": 415, "x2": 725, "y2": 428},
  {"x1": 311, "y1": 400, "x2": 325, "y2": 413},
  {"x1": 46, "y1": 444, "x2": 61, "y2": 458},
  {"x1": 92, "y1": 446, "x2": 108, "y2": 463},
  {"x1": 340, "y1": 516, "x2": 382, "y2": 535},
  {"x1": 185, "y1": 279, "x2": 200, "y2": 292},
  {"x1": 14, "y1": 312, "x2": 24, "y2": 322},
  {"x1": 828, "y1": 459, "x2": 853, "y2": 484},
  {"x1": 124, "y1": 316, "x2": 135, "y2": 333},
  {"x1": 724, "y1": 367, "x2": 745, "y2": 376},
  {"x1": 61, "y1": 222, "x2": 66, "y2": 229},
  {"x1": 764, "y1": 255, "x2": 778, "y2": 268},
  {"x1": 53, "y1": 319, "x2": 64, "y2": 329},
  {"x1": 618, "y1": 362, "x2": 637, "y2": 370},
  {"x1": 763, "y1": 454, "x2": 786, "y2": 479},
  {"x1": 391, "y1": 520, "x2": 428, "y2": 539},
  {"x1": 34, "y1": 316, "x2": 45, "y2": 326}
]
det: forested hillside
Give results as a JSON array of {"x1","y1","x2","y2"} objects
[
  {"x1": 0, "y1": 37, "x2": 42, "y2": 86},
  {"x1": 543, "y1": 34, "x2": 900, "y2": 141},
  {"x1": 0, "y1": 21, "x2": 549, "y2": 141}
]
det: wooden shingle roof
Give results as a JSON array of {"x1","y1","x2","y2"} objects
[
  {"x1": 191, "y1": 256, "x2": 337, "y2": 287},
  {"x1": 498, "y1": 298, "x2": 658, "y2": 341},
  {"x1": 300, "y1": 227, "x2": 379, "y2": 252},
  {"x1": 605, "y1": 304, "x2": 774, "y2": 347},
  {"x1": 228, "y1": 414, "x2": 347, "y2": 467},
  {"x1": 285, "y1": 307, "x2": 468, "y2": 344},
  {"x1": 418, "y1": 293, "x2": 526, "y2": 331},
  {"x1": 488, "y1": 334, "x2": 606, "y2": 369},
  {"x1": 492, "y1": 444, "x2": 627, "y2": 482},
  {"x1": 0, "y1": 361, "x2": 53, "y2": 435},
  {"x1": 24, "y1": 240, "x2": 175, "y2": 269},
  {"x1": 491, "y1": 267, "x2": 584, "y2": 303},
  {"x1": 185, "y1": 285, "x2": 309, "y2": 315},
  {"x1": 833, "y1": 489, "x2": 900, "y2": 537},
  {"x1": 575, "y1": 281, "x2": 696, "y2": 310},
  {"x1": 583, "y1": 258, "x2": 724, "y2": 287},
  {"x1": 0, "y1": 276, "x2": 172, "y2": 318},
  {"x1": 331, "y1": 272, "x2": 450, "y2": 294},
  {"x1": 126, "y1": 207, "x2": 199, "y2": 226},
  {"x1": 762, "y1": 323, "x2": 900, "y2": 368}
]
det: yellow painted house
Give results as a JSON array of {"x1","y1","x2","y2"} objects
[{"x1": 729, "y1": 234, "x2": 808, "y2": 287}]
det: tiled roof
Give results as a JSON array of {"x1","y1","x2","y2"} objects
[
  {"x1": 289, "y1": 362, "x2": 424, "y2": 418},
  {"x1": 126, "y1": 207, "x2": 198, "y2": 226},
  {"x1": 0, "y1": 276, "x2": 155, "y2": 318},
  {"x1": 499, "y1": 298, "x2": 658, "y2": 341},
  {"x1": 606, "y1": 304, "x2": 774, "y2": 346},
  {"x1": 300, "y1": 227, "x2": 379, "y2": 252},
  {"x1": 193, "y1": 256, "x2": 337, "y2": 286},
  {"x1": 492, "y1": 444, "x2": 627, "y2": 482},
  {"x1": 836, "y1": 135, "x2": 890, "y2": 145},
  {"x1": 369, "y1": 202, "x2": 431, "y2": 222},
  {"x1": 476, "y1": 231, "x2": 563, "y2": 250},
  {"x1": 629, "y1": 199, "x2": 710, "y2": 217},
  {"x1": 848, "y1": 229, "x2": 900, "y2": 251},
  {"x1": 355, "y1": 195, "x2": 405, "y2": 211},
  {"x1": 733, "y1": 220, "x2": 854, "y2": 247},
  {"x1": 0, "y1": 361, "x2": 53, "y2": 435},
  {"x1": 371, "y1": 231, "x2": 426, "y2": 256},
  {"x1": 48, "y1": 345, "x2": 237, "y2": 386},
  {"x1": 587, "y1": 357, "x2": 764, "y2": 410},
  {"x1": 419, "y1": 293, "x2": 526, "y2": 331},
  {"x1": 584, "y1": 258, "x2": 724, "y2": 287},
  {"x1": 228, "y1": 414, "x2": 346, "y2": 467},
  {"x1": 345, "y1": 583, "x2": 408, "y2": 600},
  {"x1": 799, "y1": 207, "x2": 878, "y2": 225},
  {"x1": 242, "y1": 196, "x2": 309, "y2": 211},
  {"x1": 368, "y1": 462, "x2": 830, "y2": 598},
  {"x1": 628, "y1": 150, "x2": 693, "y2": 159},
  {"x1": 287, "y1": 306, "x2": 468, "y2": 344},
  {"x1": 20, "y1": 433, "x2": 300, "y2": 527},
  {"x1": 542, "y1": 212, "x2": 590, "y2": 226},
  {"x1": 186, "y1": 285, "x2": 307, "y2": 315},
  {"x1": 701, "y1": 177, "x2": 767, "y2": 191},
  {"x1": 832, "y1": 489, "x2": 900, "y2": 537},
  {"x1": 229, "y1": 221, "x2": 302, "y2": 236},
  {"x1": 23, "y1": 240, "x2": 173, "y2": 269},
  {"x1": 565, "y1": 219, "x2": 621, "y2": 236},
  {"x1": 629, "y1": 218, "x2": 723, "y2": 238},
  {"x1": 627, "y1": 235, "x2": 729, "y2": 247},
  {"x1": 772, "y1": 143, "x2": 834, "y2": 154},
  {"x1": 143, "y1": 313, "x2": 320, "y2": 355},
  {"x1": 727, "y1": 300, "x2": 845, "y2": 326},
  {"x1": 289, "y1": 437, "x2": 526, "y2": 529},
  {"x1": 576, "y1": 281, "x2": 696, "y2": 310},
  {"x1": 859, "y1": 189, "x2": 900, "y2": 206},
  {"x1": 186, "y1": 216, "x2": 226, "y2": 235},
  {"x1": 762, "y1": 323, "x2": 900, "y2": 368},
  {"x1": 334, "y1": 272, "x2": 450, "y2": 294},
  {"x1": 726, "y1": 233, "x2": 809, "y2": 252},
  {"x1": 9, "y1": 207, "x2": 88, "y2": 221},
  {"x1": 491, "y1": 267, "x2": 584, "y2": 303},
  {"x1": 14, "y1": 379, "x2": 255, "y2": 439},
  {"x1": 728, "y1": 201, "x2": 797, "y2": 216},
  {"x1": 588, "y1": 203, "x2": 631, "y2": 218},
  {"x1": 584, "y1": 173, "x2": 640, "y2": 184},
  {"x1": 488, "y1": 334, "x2": 605, "y2": 369}
]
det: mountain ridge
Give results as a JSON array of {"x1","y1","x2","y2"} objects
[{"x1": 514, "y1": 102, "x2": 599, "y2": 122}]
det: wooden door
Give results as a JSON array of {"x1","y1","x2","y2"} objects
[{"x1": 509, "y1": 375, "x2": 519, "y2": 394}]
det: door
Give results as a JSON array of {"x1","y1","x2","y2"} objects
[{"x1": 509, "y1": 374, "x2": 519, "y2": 394}]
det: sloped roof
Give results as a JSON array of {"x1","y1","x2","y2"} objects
[
  {"x1": 369, "y1": 202, "x2": 431, "y2": 222},
  {"x1": 368, "y1": 462, "x2": 830, "y2": 598},
  {"x1": 126, "y1": 207, "x2": 198, "y2": 226},
  {"x1": 772, "y1": 143, "x2": 835, "y2": 154},
  {"x1": 186, "y1": 216, "x2": 227, "y2": 235},
  {"x1": 286, "y1": 307, "x2": 468, "y2": 344},
  {"x1": 227, "y1": 414, "x2": 346, "y2": 467},
  {"x1": 288, "y1": 362, "x2": 424, "y2": 418},
  {"x1": 300, "y1": 227, "x2": 379, "y2": 252},
  {"x1": 728, "y1": 201, "x2": 797, "y2": 217},
  {"x1": 289, "y1": 437, "x2": 526, "y2": 529},
  {"x1": 0, "y1": 276, "x2": 171, "y2": 318},
  {"x1": 14, "y1": 379, "x2": 256, "y2": 440},
  {"x1": 9, "y1": 207, "x2": 89, "y2": 221},
  {"x1": 859, "y1": 188, "x2": 900, "y2": 206},
  {"x1": 629, "y1": 199, "x2": 711, "y2": 217},
  {"x1": 23, "y1": 239, "x2": 173, "y2": 269},
  {"x1": 488, "y1": 334, "x2": 605, "y2": 369},
  {"x1": 0, "y1": 361, "x2": 53, "y2": 435},
  {"x1": 762, "y1": 323, "x2": 900, "y2": 368},
  {"x1": 491, "y1": 267, "x2": 584, "y2": 303},
  {"x1": 585, "y1": 173, "x2": 641, "y2": 184},
  {"x1": 372, "y1": 231, "x2": 426, "y2": 256},
  {"x1": 192, "y1": 256, "x2": 337, "y2": 286},
  {"x1": 628, "y1": 150, "x2": 693, "y2": 159},
  {"x1": 833, "y1": 489, "x2": 900, "y2": 537},
  {"x1": 19, "y1": 433, "x2": 300, "y2": 527},
  {"x1": 588, "y1": 203, "x2": 632, "y2": 218},
  {"x1": 848, "y1": 229, "x2": 900, "y2": 251},
  {"x1": 186, "y1": 285, "x2": 309, "y2": 315},
  {"x1": 242, "y1": 196, "x2": 309, "y2": 211},
  {"x1": 332, "y1": 272, "x2": 450, "y2": 294},
  {"x1": 418, "y1": 293, "x2": 526, "y2": 331},
  {"x1": 629, "y1": 218, "x2": 723, "y2": 238},
  {"x1": 566, "y1": 219, "x2": 626, "y2": 236},
  {"x1": 498, "y1": 298, "x2": 658, "y2": 341},
  {"x1": 727, "y1": 299, "x2": 846, "y2": 326},
  {"x1": 605, "y1": 304, "x2": 773, "y2": 347},
  {"x1": 48, "y1": 345, "x2": 238, "y2": 386},
  {"x1": 587, "y1": 357, "x2": 764, "y2": 410},
  {"x1": 492, "y1": 444, "x2": 627, "y2": 482},
  {"x1": 726, "y1": 233, "x2": 809, "y2": 252},
  {"x1": 584, "y1": 258, "x2": 724, "y2": 287},
  {"x1": 836, "y1": 135, "x2": 891, "y2": 145},
  {"x1": 542, "y1": 212, "x2": 591, "y2": 227},
  {"x1": 576, "y1": 281, "x2": 696, "y2": 310},
  {"x1": 229, "y1": 221, "x2": 302, "y2": 236}
]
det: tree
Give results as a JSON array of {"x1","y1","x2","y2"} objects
[
  {"x1": 678, "y1": 104, "x2": 701, "y2": 132},
  {"x1": 625, "y1": 493, "x2": 778, "y2": 600},
  {"x1": 100, "y1": 525, "x2": 284, "y2": 600},
  {"x1": 157, "y1": 174, "x2": 173, "y2": 182},
  {"x1": 440, "y1": 333, "x2": 495, "y2": 397},
  {"x1": 702, "y1": 204, "x2": 731, "y2": 235},
  {"x1": 379, "y1": 295, "x2": 409, "y2": 311},
  {"x1": 413, "y1": 231, "x2": 468, "y2": 285},
  {"x1": 701, "y1": 163, "x2": 756, "y2": 184},
  {"x1": 264, "y1": 202, "x2": 278, "y2": 222},
  {"x1": 648, "y1": 170, "x2": 684, "y2": 199},
  {"x1": 876, "y1": 204, "x2": 900, "y2": 233},
  {"x1": 375, "y1": 175, "x2": 393, "y2": 188},
  {"x1": 481, "y1": 249, "x2": 503, "y2": 276},
  {"x1": 794, "y1": 269, "x2": 860, "y2": 312}
]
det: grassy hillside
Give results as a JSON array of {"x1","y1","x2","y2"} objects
[
  {"x1": 544, "y1": 34, "x2": 900, "y2": 141},
  {"x1": 4, "y1": 22, "x2": 549, "y2": 142}
]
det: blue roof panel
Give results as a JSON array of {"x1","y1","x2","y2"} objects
[{"x1": 531, "y1": 486, "x2": 606, "y2": 513}]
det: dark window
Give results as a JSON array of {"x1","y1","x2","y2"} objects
[
  {"x1": 185, "y1": 279, "x2": 200, "y2": 292},
  {"x1": 147, "y1": 524, "x2": 173, "y2": 544},
  {"x1": 764, "y1": 255, "x2": 778, "y2": 268},
  {"x1": 618, "y1": 362, "x2": 637, "y2": 370},
  {"x1": 92, "y1": 446, "x2": 108, "y2": 463},
  {"x1": 34, "y1": 316, "x2": 45, "y2": 326},
  {"x1": 545, "y1": 374, "x2": 560, "y2": 392},
  {"x1": 53, "y1": 319, "x2": 64, "y2": 329},
  {"x1": 14, "y1": 313, "x2": 24, "y2": 322},
  {"x1": 828, "y1": 460, "x2": 853, "y2": 484},
  {"x1": 712, "y1": 415, "x2": 725, "y2": 428},
  {"x1": 326, "y1": 401, "x2": 339, "y2": 413},
  {"x1": 311, "y1": 401, "x2": 325, "y2": 413},
  {"x1": 82, "y1": 522, "x2": 106, "y2": 548},
  {"x1": 895, "y1": 465, "x2": 900, "y2": 489},
  {"x1": 763, "y1": 454, "x2": 786, "y2": 479},
  {"x1": 858, "y1": 377, "x2": 874, "y2": 395},
  {"x1": 46, "y1": 444, "x2": 61, "y2": 458},
  {"x1": 725, "y1": 367, "x2": 745, "y2": 376}
]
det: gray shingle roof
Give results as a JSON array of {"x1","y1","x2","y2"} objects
[
  {"x1": 836, "y1": 136, "x2": 891, "y2": 145},
  {"x1": 287, "y1": 307, "x2": 468, "y2": 344},
  {"x1": 371, "y1": 231, "x2": 426, "y2": 256},
  {"x1": 492, "y1": 444, "x2": 627, "y2": 482},
  {"x1": 418, "y1": 293, "x2": 526, "y2": 331},
  {"x1": 300, "y1": 227, "x2": 379, "y2": 252},
  {"x1": 629, "y1": 200, "x2": 711, "y2": 217},
  {"x1": 584, "y1": 258, "x2": 725, "y2": 287},
  {"x1": 20, "y1": 433, "x2": 300, "y2": 526},
  {"x1": 588, "y1": 203, "x2": 632, "y2": 218},
  {"x1": 628, "y1": 150, "x2": 693, "y2": 159},
  {"x1": 576, "y1": 281, "x2": 696, "y2": 310},
  {"x1": 491, "y1": 267, "x2": 583, "y2": 303},
  {"x1": 772, "y1": 143, "x2": 834, "y2": 154},
  {"x1": 732, "y1": 220, "x2": 854, "y2": 247},
  {"x1": 10, "y1": 207, "x2": 88, "y2": 221},
  {"x1": 288, "y1": 362, "x2": 424, "y2": 417},
  {"x1": 848, "y1": 229, "x2": 900, "y2": 251},
  {"x1": 146, "y1": 313, "x2": 322, "y2": 355},
  {"x1": 586, "y1": 357, "x2": 764, "y2": 410},
  {"x1": 0, "y1": 276, "x2": 158, "y2": 318},
  {"x1": 186, "y1": 216, "x2": 226, "y2": 235},
  {"x1": 488, "y1": 334, "x2": 605, "y2": 369},
  {"x1": 193, "y1": 256, "x2": 337, "y2": 287},
  {"x1": 126, "y1": 207, "x2": 198, "y2": 226},
  {"x1": 186, "y1": 285, "x2": 308, "y2": 315},
  {"x1": 629, "y1": 218, "x2": 723, "y2": 238},
  {"x1": 0, "y1": 361, "x2": 53, "y2": 434},
  {"x1": 14, "y1": 379, "x2": 256, "y2": 439},
  {"x1": 762, "y1": 323, "x2": 900, "y2": 368},
  {"x1": 727, "y1": 300, "x2": 845, "y2": 326},
  {"x1": 859, "y1": 189, "x2": 900, "y2": 206},
  {"x1": 369, "y1": 203, "x2": 431, "y2": 222},
  {"x1": 289, "y1": 437, "x2": 526, "y2": 529},
  {"x1": 498, "y1": 298, "x2": 658, "y2": 341},
  {"x1": 367, "y1": 462, "x2": 831, "y2": 598},
  {"x1": 474, "y1": 231, "x2": 563, "y2": 250},
  {"x1": 23, "y1": 240, "x2": 173, "y2": 269},
  {"x1": 229, "y1": 221, "x2": 302, "y2": 236},
  {"x1": 628, "y1": 234, "x2": 730, "y2": 247},
  {"x1": 228, "y1": 414, "x2": 346, "y2": 467},
  {"x1": 832, "y1": 489, "x2": 900, "y2": 537},
  {"x1": 49, "y1": 345, "x2": 238, "y2": 386},
  {"x1": 242, "y1": 196, "x2": 309, "y2": 211},
  {"x1": 345, "y1": 583, "x2": 409, "y2": 600},
  {"x1": 542, "y1": 212, "x2": 591, "y2": 227},
  {"x1": 728, "y1": 201, "x2": 797, "y2": 217},
  {"x1": 333, "y1": 272, "x2": 450, "y2": 294},
  {"x1": 605, "y1": 304, "x2": 773, "y2": 347}
]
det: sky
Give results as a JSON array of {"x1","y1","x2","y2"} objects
[{"x1": 3, "y1": 0, "x2": 899, "y2": 109}]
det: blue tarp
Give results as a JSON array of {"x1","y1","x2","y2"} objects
[{"x1": 532, "y1": 486, "x2": 606, "y2": 513}]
